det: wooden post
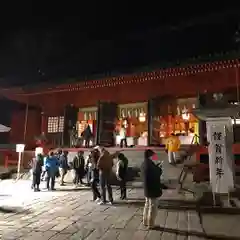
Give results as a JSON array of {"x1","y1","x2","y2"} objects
[
  {"x1": 23, "y1": 103, "x2": 29, "y2": 142},
  {"x1": 236, "y1": 60, "x2": 239, "y2": 103}
]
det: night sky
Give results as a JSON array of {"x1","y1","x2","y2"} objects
[{"x1": 0, "y1": 3, "x2": 240, "y2": 87}]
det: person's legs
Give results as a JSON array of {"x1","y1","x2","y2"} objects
[
  {"x1": 41, "y1": 170, "x2": 46, "y2": 181},
  {"x1": 106, "y1": 174, "x2": 113, "y2": 203},
  {"x1": 85, "y1": 139, "x2": 90, "y2": 148},
  {"x1": 46, "y1": 171, "x2": 50, "y2": 189},
  {"x1": 143, "y1": 197, "x2": 150, "y2": 226},
  {"x1": 73, "y1": 169, "x2": 77, "y2": 184},
  {"x1": 168, "y1": 151, "x2": 174, "y2": 164},
  {"x1": 87, "y1": 168, "x2": 91, "y2": 185},
  {"x1": 60, "y1": 168, "x2": 66, "y2": 185},
  {"x1": 32, "y1": 173, "x2": 37, "y2": 190},
  {"x1": 76, "y1": 169, "x2": 80, "y2": 185},
  {"x1": 51, "y1": 174, "x2": 56, "y2": 190},
  {"x1": 173, "y1": 152, "x2": 177, "y2": 163},
  {"x1": 120, "y1": 179, "x2": 124, "y2": 199},
  {"x1": 120, "y1": 178, "x2": 127, "y2": 199},
  {"x1": 124, "y1": 138, "x2": 127, "y2": 147},
  {"x1": 35, "y1": 172, "x2": 41, "y2": 191},
  {"x1": 148, "y1": 198, "x2": 158, "y2": 227},
  {"x1": 120, "y1": 139, "x2": 123, "y2": 148},
  {"x1": 79, "y1": 168, "x2": 84, "y2": 184},
  {"x1": 91, "y1": 179, "x2": 101, "y2": 201},
  {"x1": 99, "y1": 172, "x2": 106, "y2": 203}
]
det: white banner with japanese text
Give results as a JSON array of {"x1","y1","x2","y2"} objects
[{"x1": 206, "y1": 117, "x2": 235, "y2": 194}]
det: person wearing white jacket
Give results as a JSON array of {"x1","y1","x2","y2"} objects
[{"x1": 119, "y1": 126, "x2": 127, "y2": 148}]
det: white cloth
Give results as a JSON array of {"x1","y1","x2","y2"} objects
[
  {"x1": 119, "y1": 128, "x2": 126, "y2": 139},
  {"x1": 0, "y1": 124, "x2": 11, "y2": 132},
  {"x1": 93, "y1": 145, "x2": 101, "y2": 151}
]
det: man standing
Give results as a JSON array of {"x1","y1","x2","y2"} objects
[
  {"x1": 45, "y1": 151, "x2": 59, "y2": 191},
  {"x1": 72, "y1": 151, "x2": 85, "y2": 186},
  {"x1": 59, "y1": 150, "x2": 69, "y2": 186},
  {"x1": 30, "y1": 153, "x2": 43, "y2": 191},
  {"x1": 97, "y1": 148, "x2": 119, "y2": 205}
]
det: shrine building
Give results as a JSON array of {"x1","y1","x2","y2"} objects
[{"x1": 1, "y1": 59, "x2": 240, "y2": 149}]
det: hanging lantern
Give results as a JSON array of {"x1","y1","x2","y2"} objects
[{"x1": 139, "y1": 112, "x2": 146, "y2": 122}]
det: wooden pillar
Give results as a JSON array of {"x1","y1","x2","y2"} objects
[
  {"x1": 23, "y1": 103, "x2": 29, "y2": 142},
  {"x1": 41, "y1": 112, "x2": 47, "y2": 134}
]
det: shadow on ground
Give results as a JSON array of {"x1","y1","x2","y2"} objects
[
  {"x1": 113, "y1": 199, "x2": 145, "y2": 207},
  {"x1": 153, "y1": 226, "x2": 240, "y2": 240},
  {"x1": 56, "y1": 187, "x2": 91, "y2": 192},
  {"x1": 158, "y1": 199, "x2": 240, "y2": 215},
  {"x1": 0, "y1": 206, "x2": 32, "y2": 214}
]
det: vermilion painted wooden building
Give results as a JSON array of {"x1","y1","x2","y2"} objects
[{"x1": 1, "y1": 59, "x2": 240, "y2": 149}]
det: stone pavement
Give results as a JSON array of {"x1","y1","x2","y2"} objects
[{"x1": 0, "y1": 180, "x2": 240, "y2": 239}]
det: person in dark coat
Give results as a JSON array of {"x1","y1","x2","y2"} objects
[
  {"x1": 90, "y1": 148, "x2": 101, "y2": 201},
  {"x1": 72, "y1": 150, "x2": 85, "y2": 185},
  {"x1": 142, "y1": 149, "x2": 163, "y2": 229},
  {"x1": 116, "y1": 153, "x2": 128, "y2": 200},
  {"x1": 30, "y1": 154, "x2": 43, "y2": 191},
  {"x1": 85, "y1": 150, "x2": 94, "y2": 186},
  {"x1": 82, "y1": 124, "x2": 93, "y2": 148},
  {"x1": 59, "y1": 150, "x2": 69, "y2": 186}
]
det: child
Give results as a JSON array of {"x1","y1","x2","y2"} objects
[{"x1": 116, "y1": 153, "x2": 128, "y2": 200}]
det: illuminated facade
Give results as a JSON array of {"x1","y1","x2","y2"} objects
[{"x1": 1, "y1": 59, "x2": 240, "y2": 148}]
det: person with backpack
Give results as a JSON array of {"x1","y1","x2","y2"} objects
[{"x1": 116, "y1": 153, "x2": 128, "y2": 200}]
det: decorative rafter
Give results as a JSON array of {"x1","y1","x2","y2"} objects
[{"x1": 0, "y1": 59, "x2": 239, "y2": 96}]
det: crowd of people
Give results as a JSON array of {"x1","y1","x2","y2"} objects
[
  {"x1": 29, "y1": 146, "x2": 129, "y2": 205},
  {"x1": 29, "y1": 146, "x2": 165, "y2": 229}
]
